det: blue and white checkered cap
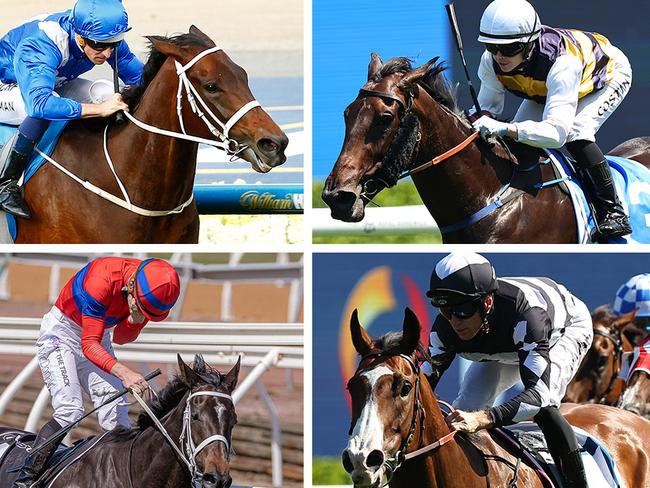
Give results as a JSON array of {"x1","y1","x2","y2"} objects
[{"x1": 613, "y1": 273, "x2": 650, "y2": 317}]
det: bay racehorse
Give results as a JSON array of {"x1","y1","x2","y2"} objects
[
  {"x1": 563, "y1": 307, "x2": 635, "y2": 405},
  {"x1": 0, "y1": 354, "x2": 240, "y2": 487},
  {"x1": 322, "y1": 53, "x2": 650, "y2": 243},
  {"x1": 16, "y1": 25, "x2": 287, "y2": 243},
  {"x1": 342, "y1": 307, "x2": 650, "y2": 488}
]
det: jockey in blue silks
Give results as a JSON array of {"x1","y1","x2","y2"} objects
[{"x1": 0, "y1": 0, "x2": 143, "y2": 220}]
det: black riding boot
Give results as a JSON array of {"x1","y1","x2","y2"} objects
[
  {"x1": 582, "y1": 160, "x2": 632, "y2": 239},
  {"x1": 534, "y1": 406, "x2": 588, "y2": 488},
  {"x1": 12, "y1": 418, "x2": 64, "y2": 488},
  {"x1": 565, "y1": 140, "x2": 631, "y2": 240},
  {"x1": 0, "y1": 133, "x2": 32, "y2": 219}
]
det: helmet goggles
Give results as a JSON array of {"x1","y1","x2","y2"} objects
[
  {"x1": 485, "y1": 42, "x2": 526, "y2": 57},
  {"x1": 431, "y1": 295, "x2": 482, "y2": 320},
  {"x1": 84, "y1": 38, "x2": 120, "y2": 51}
]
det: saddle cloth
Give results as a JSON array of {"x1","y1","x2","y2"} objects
[
  {"x1": 0, "y1": 428, "x2": 101, "y2": 488},
  {"x1": 546, "y1": 148, "x2": 650, "y2": 244},
  {"x1": 0, "y1": 122, "x2": 68, "y2": 242},
  {"x1": 500, "y1": 422, "x2": 626, "y2": 488}
]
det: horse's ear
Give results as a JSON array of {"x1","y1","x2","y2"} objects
[
  {"x1": 350, "y1": 309, "x2": 373, "y2": 356},
  {"x1": 193, "y1": 354, "x2": 207, "y2": 373},
  {"x1": 222, "y1": 356, "x2": 241, "y2": 393},
  {"x1": 146, "y1": 35, "x2": 191, "y2": 61},
  {"x1": 398, "y1": 56, "x2": 440, "y2": 89},
  {"x1": 367, "y1": 52, "x2": 383, "y2": 81},
  {"x1": 401, "y1": 307, "x2": 421, "y2": 354},
  {"x1": 188, "y1": 25, "x2": 216, "y2": 47},
  {"x1": 178, "y1": 353, "x2": 201, "y2": 386},
  {"x1": 613, "y1": 309, "x2": 638, "y2": 331}
]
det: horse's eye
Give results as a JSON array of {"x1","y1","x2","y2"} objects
[
  {"x1": 379, "y1": 112, "x2": 393, "y2": 125},
  {"x1": 400, "y1": 381, "x2": 412, "y2": 397},
  {"x1": 192, "y1": 412, "x2": 200, "y2": 421},
  {"x1": 204, "y1": 82, "x2": 219, "y2": 93}
]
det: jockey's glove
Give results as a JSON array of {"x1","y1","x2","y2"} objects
[{"x1": 472, "y1": 115, "x2": 514, "y2": 139}]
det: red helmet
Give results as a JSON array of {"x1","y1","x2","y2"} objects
[{"x1": 133, "y1": 259, "x2": 180, "y2": 321}]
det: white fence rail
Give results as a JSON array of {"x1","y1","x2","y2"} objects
[
  {"x1": 0, "y1": 317, "x2": 303, "y2": 487},
  {"x1": 312, "y1": 206, "x2": 437, "y2": 236}
]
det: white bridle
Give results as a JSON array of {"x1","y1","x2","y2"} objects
[
  {"x1": 133, "y1": 389, "x2": 234, "y2": 484},
  {"x1": 35, "y1": 46, "x2": 263, "y2": 217},
  {"x1": 123, "y1": 46, "x2": 261, "y2": 156}
]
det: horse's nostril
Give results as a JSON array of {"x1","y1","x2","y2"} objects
[
  {"x1": 341, "y1": 450, "x2": 354, "y2": 473},
  {"x1": 258, "y1": 137, "x2": 279, "y2": 154},
  {"x1": 366, "y1": 449, "x2": 384, "y2": 468}
]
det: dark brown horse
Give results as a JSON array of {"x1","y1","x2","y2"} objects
[
  {"x1": 0, "y1": 355, "x2": 240, "y2": 487},
  {"x1": 17, "y1": 25, "x2": 287, "y2": 243},
  {"x1": 564, "y1": 307, "x2": 635, "y2": 405},
  {"x1": 342, "y1": 308, "x2": 650, "y2": 487},
  {"x1": 322, "y1": 53, "x2": 650, "y2": 243}
]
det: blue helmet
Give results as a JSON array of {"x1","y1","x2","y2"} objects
[
  {"x1": 72, "y1": 0, "x2": 131, "y2": 42},
  {"x1": 613, "y1": 274, "x2": 650, "y2": 318}
]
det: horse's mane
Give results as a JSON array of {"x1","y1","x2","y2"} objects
[
  {"x1": 122, "y1": 33, "x2": 211, "y2": 111},
  {"x1": 371, "y1": 57, "x2": 460, "y2": 115}
]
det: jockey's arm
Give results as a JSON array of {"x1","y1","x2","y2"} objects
[
  {"x1": 476, "y1": 50, "x2": 506, "y2": 117},
  {"x1": 513, "y1": 55, "x2": 582, "y2": 148},
  {"x1": 112, "y1": 318, "x2": 148, "y2": 345},
  {"x1": 80, "y1": 315, "x2": 148, "y2": 393},
  {"x1": 14, "y1": 37, "x2": 82, "y2": 120},
  {"x1": 489, "y1": 307, "x2": 552, "y2": 427}
]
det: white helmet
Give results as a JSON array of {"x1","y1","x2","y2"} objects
[{"x1": 478, "y1": 0, "x2": 541, "y2": 44}]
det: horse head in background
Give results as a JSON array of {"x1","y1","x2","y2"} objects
[{"x1": 564, "y1": 306, "x2": 635, "y2": 405}]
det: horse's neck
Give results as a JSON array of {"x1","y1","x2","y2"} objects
[
  {"x1": 410, "y1": 95, "x2": 510, "y2": 224},
  {"x1": 133, "y1": 393, "x2": 191, "y2": 485},
  {"x1": 401, "y1": 376, "x2": 487, "y2": 488},
  {"x1": 117, "y1": 60, "x2": 199, "y2": 206}
]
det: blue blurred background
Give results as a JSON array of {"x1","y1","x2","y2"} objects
[
  {"x1": 313, "y1": 252, "x2": 650, "y2": 456},
  {"x1": 313, "y1": 0, "x2": 650, "y2": 179}
]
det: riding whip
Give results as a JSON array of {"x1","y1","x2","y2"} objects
[
  {"x1": 27, "y1": 368, "x2": 161, "y2": 455},
  {"x1": 445, "y1": 2, "x2": 482, "y2": 115},
  {"x1": 113, "y1": 50, "x2": 125, "y2": 124}
]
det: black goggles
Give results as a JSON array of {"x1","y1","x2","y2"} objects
[
  {"x1": 84, "y1": 38, "x2": 120, "y2": 51},
  {"x1": 485, "y1": 42, "x2": 526, "y2": 57},
  {"x1": 431, "y1": 297, "x2": 482, "y2": 320}
]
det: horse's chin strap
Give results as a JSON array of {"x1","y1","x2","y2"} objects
[{"x1": 132, "y1": 390, "x2": 234, "y2": 484}]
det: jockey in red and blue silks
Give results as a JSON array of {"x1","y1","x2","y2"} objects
[
  {"x1": 0, "y1": 0, "x2": 143, "y2": 221},
  {"x1": 12, "y1": 257, "x2": 179, "y2": 488}
]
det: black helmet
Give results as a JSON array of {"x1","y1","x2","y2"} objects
[{"x1": 426, "y1": 252, "x2": 498, "y2": 305}]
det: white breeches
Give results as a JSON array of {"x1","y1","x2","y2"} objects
[{"x1": 36, "y1": 306, "x2": 130, "y2": 431}]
